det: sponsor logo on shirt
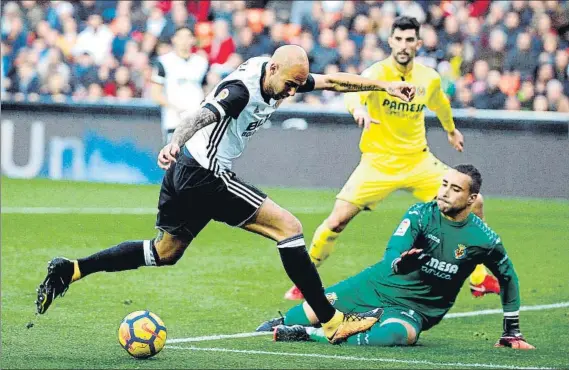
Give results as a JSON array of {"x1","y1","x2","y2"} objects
[
  {"x1": 394, "y1": 218, "x2": 411, "y2": 236},
  {"x1": 421, "y1": 257, "x2": 459, "y2": 280},
  {"x1": 216, "y1": 88, "x2": 229, "y2": 100}
]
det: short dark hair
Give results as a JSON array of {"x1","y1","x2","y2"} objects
[
  {"x1": 173, "y1": 26, "x2": 193, "y2": 37},
  {"x1": 391, "y1": 16, "x2": 421, "y2": 38},
  {"x1": 454, "y1": 164, "x2": 482, "y2": 194}
]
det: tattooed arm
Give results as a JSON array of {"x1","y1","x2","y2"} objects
[
  {"x1": 170, "y1": 107, "x2": 217, "y2": 147},
  {"x1": 157, "y1": 107, "x2": 217, "y2": 170},
  {"x1": 311, "y1": 73, "x2": 415, "y2": 102}
]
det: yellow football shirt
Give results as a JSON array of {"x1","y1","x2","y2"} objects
[{"x1": 345, "y1": 57, "x2": 455, "y2": 159}]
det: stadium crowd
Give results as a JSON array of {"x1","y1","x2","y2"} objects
[{"x1": 2, "y1": 0, "x2": 569, "y2": 112}]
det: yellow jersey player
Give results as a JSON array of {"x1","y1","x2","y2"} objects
[{"x1": 285, "y1": 16, "x2": 499, "y2": 300}]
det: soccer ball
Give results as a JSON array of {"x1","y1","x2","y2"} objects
[{"x1": 118, "y1": 310, "x2": 167, "y2": 359}]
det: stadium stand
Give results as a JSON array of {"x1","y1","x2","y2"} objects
[{"x1": 1, "y1": 0, "x2": 568, "y2": 112}]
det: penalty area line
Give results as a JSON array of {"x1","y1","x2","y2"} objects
[
  {"x1": 165, "y1": 345, "x2": 552, "y2": 370},
  {"x1": 168, "y1": 301, "x2": 569, "y2": 344}
]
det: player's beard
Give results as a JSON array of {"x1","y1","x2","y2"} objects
[
  {"x1": 439, "y1": 202, "x2": 468, "y2": 218},
  {"x1": 395, "y1": 52, "x2": 413, "y2": 66}
]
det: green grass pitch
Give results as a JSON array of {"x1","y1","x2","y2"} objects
[{"x1": 1, "y1": 177, "x2": 568, "y2": 369}]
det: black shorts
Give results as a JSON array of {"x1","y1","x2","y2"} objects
[{"x1": 156, "y1": 152, "x2": 267, "y2": 242}]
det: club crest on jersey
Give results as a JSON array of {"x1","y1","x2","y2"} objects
[
  {"x1": 326, "y1": 292, "x2": 338, "y2": 305},
  {"x1": 454, "y1": 244, "x2": 466, "y2": 259},
  {"x1": 216, "y1": 88, "x2": 229, "y2": 100},
  {"x1": 416, "y1": 86, "x2": 426, "y2": 96}
]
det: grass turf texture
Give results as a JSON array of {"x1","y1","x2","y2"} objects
[{"x1": 1, "y1": 177, "x2": 568, "y2": 369}]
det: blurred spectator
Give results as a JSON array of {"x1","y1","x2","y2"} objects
[
  {"x1": 41, "y1": 72, "x2": 71, "y2": 102},
  {"x1": 545, "y1": 79, "x2": 569, "y2": 112},
  {"x1": 338, "y1": 40, "x2": 359, "y2": 72},
  {"x1": 38, "y1": 47, "x2": 71, "y2": 87},
  {"x1": 146, "y1": 5, "x2": 167, "y2": 38},
  {"x1": 535, "y1": 63, "x2": 555, "y2": 95},
  {"x1": 517, "y1": 80, "x2": 536, "y2": 110},
  {"x1": 473, "y1": 70, "x2": 507, "y2": 110},
  {"x1": 111, "y1": 16, "x2": 132, "y2": 61},
  {"x1": 160, "y1": 2, "x2": 196, "y2": 40},
  {"x1": 104, "y1": 65, "x2": 136, "y2": 97},
  {"x1": 504, "y1": 32, "x2": 538, "y2": 81},
  {"x1": 86, "y1": 82, "x2": 103, "y2": 101},
  {"x1": 533, "y1": 95, "x2": 549, "y2": 111},
  {"x1": 477, "y1": 28, "x2": 507, "y2": 72},
  {"x1": 2, "y1": 0, "x2": 567, "y2": 113},
  {"x1": 8, "y1": 61, "x2": 40, "y2": 96},
  {"x1": 417, "y1": 25, "x2": 444, "y2": 69},
  {"x1": 151, "y1": 26, "x2": 208, "y2": 143},
  {"x1": 312, "y1": 28, "x2": 339, "y2": 74},
  {"x1": 452, "y1": 86, "x2": 474, "y2": 109},
  {"x1": 503, "y1": 11, "x2": 523, "y2": 50},
  {"x1": 72, "y1": 14, "x2": 113, "y2": 65},
  {"x1": 504, "y1": 95, "x2": 522, "y2": 111},
  {"x1": 71, "y1": 51, "x2": 98, "y2": 91},
  {"x1": 204, "y1": 19, "x2": 235, "y2": 65}
]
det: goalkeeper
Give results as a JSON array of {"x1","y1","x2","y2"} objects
[{"x1": 258, "y1": 165, "x2": 534, "y2": 349}]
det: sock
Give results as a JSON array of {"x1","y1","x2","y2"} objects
[
  {"x1": 470, "y1": 264, "x2": 488, "y2": 285},
  {"x1": 308, "y1": 223, "x2": 340, "y2": 267},
  {"x1": 345, "y1": 322, "x2": 409, "y2": 346},
  {"x1": 77, "y1": 240, "x2": 159, "y2": 279},
  {"x1": 284, "y1": 304, "x2": 312, "y2": 326},
  {"x1": 306, "y1": 327, "x2": 329, "y2": 343},
  {"x1": 277, "y1": 234, "x2": 336, "y2": 323}
]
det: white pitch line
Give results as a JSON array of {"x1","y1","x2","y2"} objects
[
  {"x1": 1, "y1": 207, "x2": 158, "y2": 215},
  {"x1": 166, "y1": 345, "x2": 552, "y2": 370},
  {"x1": 168, "y1": 332, "x2": 272, "y2": 343},
  {"x1": 0, "y1": 206, "x2": 331, "y2": 215},
  {"x1": 168, "y1": 301, "x2": 569, "y2": 344},
  {"x1": 444, "y1": 301, "x2": 569, "y2": 319}
]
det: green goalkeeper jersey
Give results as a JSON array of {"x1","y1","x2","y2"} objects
[{"x1": 361, "y1": 201, "x2": 520, "y2": 330}]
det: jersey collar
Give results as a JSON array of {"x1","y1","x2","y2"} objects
[
  {"x1": 440, "y1": 211, "x2": 472, "y2": 227},
  {"x1": 260, "y1": 62, "x2": 271, "y2": 104},
  {"x1": 388, "y1": 56, "x2": 414, "y2": 81}
]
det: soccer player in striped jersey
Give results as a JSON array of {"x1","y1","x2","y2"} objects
[{"x1": 36, "y1": 45, "x2": 415, "y2": 344}]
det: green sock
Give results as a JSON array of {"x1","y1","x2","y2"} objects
[
  {"x1": 346, "y1": 322, "x2": 409, "y2": 346},
  {"x1": 306, "y1": 327, "x2": 328, "y2": 343},
  {"x1": 284, "y1": 304, "x2": 312, "y2": 326}
]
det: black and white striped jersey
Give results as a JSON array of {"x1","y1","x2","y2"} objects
[{"x1": 185, "y1": 56, "x2": 315, "y2": 174}]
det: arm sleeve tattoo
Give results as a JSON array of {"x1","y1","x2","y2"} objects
[{"x1": 170, "y1": 107, "x2": 218, "y2": 148}]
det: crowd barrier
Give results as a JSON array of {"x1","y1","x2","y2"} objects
[{"x1": 1, "y1": 100, "x2": 567, "y2": 198}]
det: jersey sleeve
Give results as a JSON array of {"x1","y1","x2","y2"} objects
[
  {"x1": 344, "y1": 65, "x2": 378, "y2": 114},
  {"x1": 382, "y1": 203, "x2": 424, "y2": 264},
  {"x1": 426, "y1": 74, "x2": 456, "y2": 132},
  {"x1": 204, "y1": 80, "x2": 251, "y2": 120},
  {"x1": 151, "y1": 60, "x2": 166, "y2": 85},
  {"x1": 483, "y1": 238, "x2": 521, "y2": 314},
  {"x1": 297, "y1": 74, "x2": 315, "y2": 93}
]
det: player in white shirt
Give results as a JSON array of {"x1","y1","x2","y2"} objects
[
  {"x1": 37, "y1": 45, "x2": 415, "y2": 344},
  {"x1": 151, "y1": 26, "x2": 209, "y2": 144}
]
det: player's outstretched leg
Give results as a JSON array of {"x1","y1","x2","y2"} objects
[
  {"x1": 284, "y1": 199, "x2": 361, "y2": 300},
  {"x1": 243, "y1": 198, "x2": 379, "y2": 343},
  {"x1": 274, "y1": 319, "x2": 413, "y2": 346},
  {"x1": 36, "y1": 232, "x2": 189, "y2": 314}
]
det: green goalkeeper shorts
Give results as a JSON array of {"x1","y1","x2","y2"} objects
[{"x1": 323, "y1": 270, "x2": 424, "y2": 336}]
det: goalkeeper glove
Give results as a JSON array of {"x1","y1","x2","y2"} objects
[
  {"x1": 494, "y1": 313, "x2": 535, "y2": 350},
  {"x1": 391, "y1": 248, "x2": 431, "y2": 275}
]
